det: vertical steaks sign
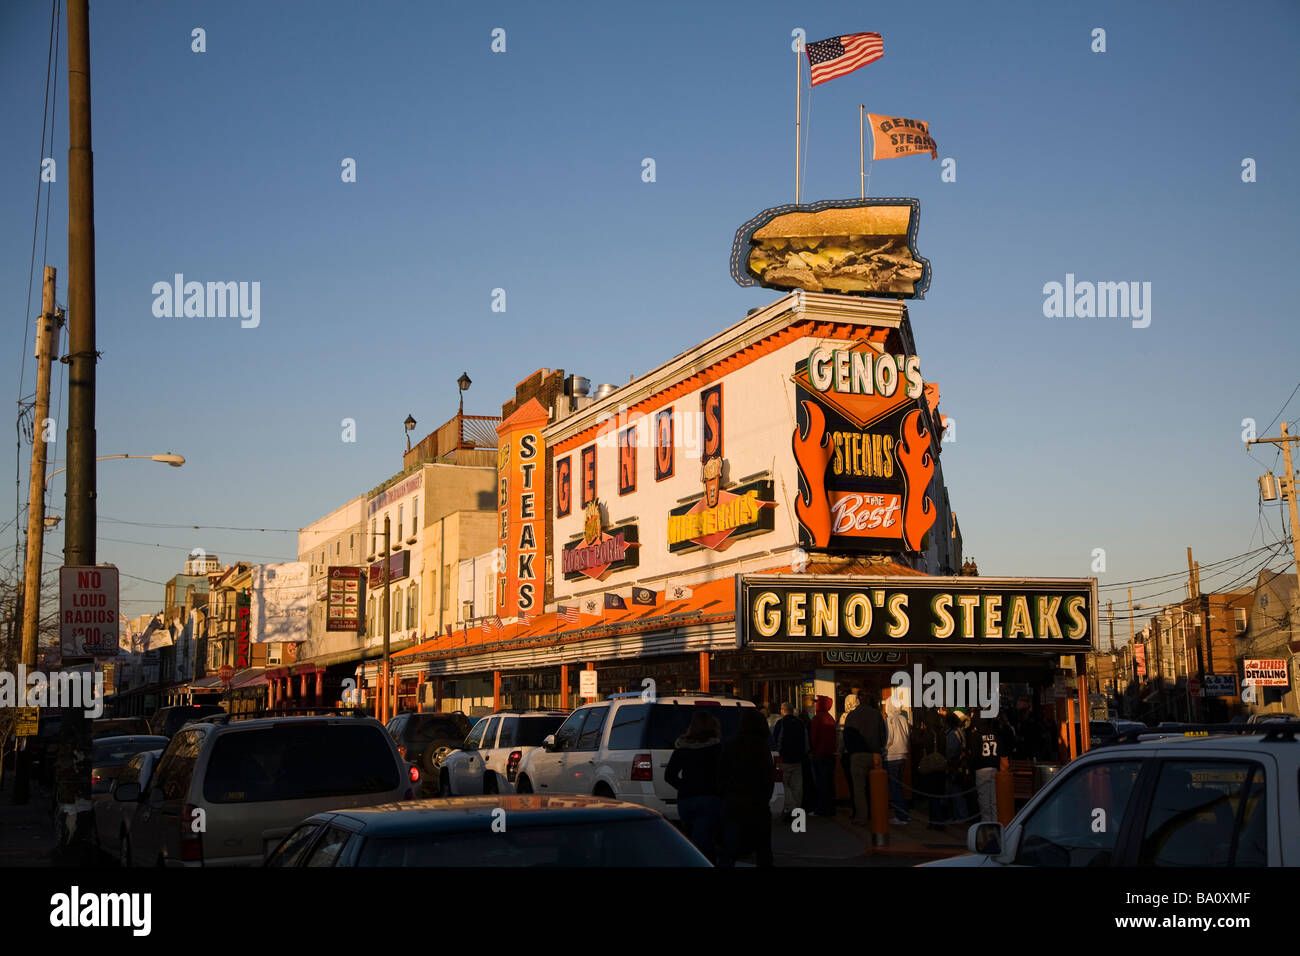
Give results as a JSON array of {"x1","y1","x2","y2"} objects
[
  {"x1": 736, "y1": 575, "x2": 1097, "y2": 652},
  {"x1": 498, "y1": 399, "x2": 549, "y2": 618},
  {"x1": 792, "y1": 339, "x2": 936, "y2": 553}
]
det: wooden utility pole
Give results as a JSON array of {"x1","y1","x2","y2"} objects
[
  {"x1": 21, "y1": 267, "x2": 61, "y2": 669},
  {"x1": 381, "y1": 515, "x2": 391, "y2": 723},
  {"x1": 56, "y1": 0, "x2": 96, "y2": 860},
  {"x1": 1248, "y1": 422, "x2": 1300, "y2": 598}
]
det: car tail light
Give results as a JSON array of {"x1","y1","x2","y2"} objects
[
  {"x1": 771, "y1": 755, "x2": 784, "y2": 783},
  {"x1": 631, "y1": 753, "x2": 653, "y2": 781},
  {"x1": 409, "y1": 764, "x2": 420, "y2": 784},
  {"x1": 506, "y1": 749, "x2": 522, "y2": 782},
  {"x1": 693, "y1": 700, "x2": 721, "y2": 707},
  {"x1": 397, "y1": 745, "x2": 407, "y2": 759},
  {"x1": 91, "y1": 771, "x2": 102, "y2": 787},
  {"x1": 180, "y1": 804, "x2": 203, "y2": 863}
]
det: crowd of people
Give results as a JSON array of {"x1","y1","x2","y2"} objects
[{"x1": 663, "y1": 685, "x2": 1067, "y2": 864}]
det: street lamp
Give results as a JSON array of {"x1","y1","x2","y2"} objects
[
  {"x1": 404, "y1": 414, "x2": 417, "y2": 453},
  {"x1": 45, "y1": 452, "x2": 185, "y2": 488},
  {"x1": 457, "y1": 372, "x2": 472, "y2": 416}
]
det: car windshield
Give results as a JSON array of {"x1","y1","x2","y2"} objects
[
  {"x1": 640, "y1": 703, "x2": 749, "y2": 749},
  {"x1": 203, "y1": 724, "x2": 399, "y2": 803},
  {"x1": 356, "y1": 819, "x2": 708, "y2": 867},
  {"x1": 514, "y1": 716, "x2": 566, "y2": 747},
  {"x1": 409, "y1": 717, "x2": 464, "y2": 744}
]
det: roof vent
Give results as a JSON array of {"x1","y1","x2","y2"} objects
[{"x1": 594, "y1": 383, "x2": 618, "y2": 400}]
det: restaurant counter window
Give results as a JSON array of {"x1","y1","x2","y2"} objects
[
  {"x1": 1138, "y1": 761, "x2": 1267, "y2": 866},
  {"x1": 1014, "y1": 760, "x2": 1142, "y2": 866}
]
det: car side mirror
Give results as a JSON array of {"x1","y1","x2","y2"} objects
[
  {"x1": 542, "y1": 734, "x2": 557, "y2": 752},
  {"x1": 968, "y1": 822, "x2": 1003, "y2": 856},
  {"x1": 115, "y1": 782, "x2": 141, "y2": 803}
]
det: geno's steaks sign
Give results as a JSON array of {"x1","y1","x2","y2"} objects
[{"x1": 736, "y1": 575, "x2": 1097, "y2": 652}]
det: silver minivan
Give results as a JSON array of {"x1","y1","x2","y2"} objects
[{"x1": 120, "y1": 716, "x2": 415, "y2": 866}]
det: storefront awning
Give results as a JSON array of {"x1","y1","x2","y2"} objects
[{"x1": 229, "y1": 667, "x2": 267, "y2": 688}]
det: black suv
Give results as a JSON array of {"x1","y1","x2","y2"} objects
[
  {"x1": 385, "y1": 711, "x2": 473, "y2": 791},
  {"x1": 150, "y1": 704, "x2": 227, "y2": 738}
]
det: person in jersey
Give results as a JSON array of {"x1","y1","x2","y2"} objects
[{"x1": 969, "y1": 714, "x2": 1011, "y2": 823}]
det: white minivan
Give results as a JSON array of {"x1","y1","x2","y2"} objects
[{"x1": 513, "y1": 694, "x2": 783, "y2": 822}]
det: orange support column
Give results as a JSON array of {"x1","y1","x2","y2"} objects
[
  {"x1": 1075, "y1": 654, "x2": 1092, "y2": 752},
  {"x1": 493, "y1": 671, "x2": 502, "y2": 712},
  {"x1": 314, "y1": 669, "x2": 323, "y2": 706},
  {"x1": 1066, "y1": 697, "x2": 1077, "y2": 761},
  {"x1": 996, "y1": 757, "x2": 1015, "y2": 826},
  {"x1": 699, "y1": 652, "x2": 710, "y2": 693},
  {"x1": 559, "y1": 664, "x2": 568, "y2": 710}
]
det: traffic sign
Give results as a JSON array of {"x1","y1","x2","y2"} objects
[
  {"x1": 218, "y1": 665, "x2": 235, "y2": 684},
  {"x1": 579, "y1": 669, "x2": 598, "y2": 699},
  {"x1": 59, "y1": 566, "x2": 120, "y2": 658},
  {"x1": 15, "y1": 707, "x2": 39, "y2": 737}
]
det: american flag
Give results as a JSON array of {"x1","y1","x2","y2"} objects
[
  {"x1": 806, "y1": 32, "x2": 883, "y2": 86},
  {"x1": 481, "y1": 615, "x2": 502, "y2": 634},
  {"x1": 559, "y1": 605, "x2": 579, "y2": 623},
  {"x1": 518, "y1": 608, "x2": 531, "y2": 624}
]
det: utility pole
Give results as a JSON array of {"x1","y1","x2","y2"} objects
[
  {"x1": 381, "y1": 515, "x2": 391, "y2": 724},
  {"x1": 21, "y1": 267, "x2": 61, "y2": 670},
  {"x1": 13, "y1": 269, "x2": 60, "y2": 805},
  {"x1": 1248, "y1": 422, "x2": 1300, "y2": 597},
  {"x1": 57, "y1": 0, "x2": 96, "y2": 862}
]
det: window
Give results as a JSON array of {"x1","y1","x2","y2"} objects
[
  {"x1": 443, "y1": 564, "x2": 453, "y2": 611},
  {"x1": 411, "y1": 497, "x2": 418, "y2": 534},
  {"x1": 1014, "y1": 760, "x2": 1143, "y2": 866},
  {"x1": 618, "y1": 426, "x2": 637, "y2": 496},
  {"x1": 392, "y1": 588, "x2": 403, "y2": 631},
  {"x1": 479, "y1": 717, "x2": 501, "y2": 750},
  {"x1": 398, "y1": 505, "x2": 404, "y2": 540},
  {"x1": 553, "y1": 710, "x2": 587, "y2": 751},
  {"x1": 608, "y1": 704, "x2": 650, "y2": 750},
  {"x1": 202, "y1": 725, "x2": 399, "y2": 803},
  {"x1": 152, "y1": 730, "x2": 204, "y2": 802},
  {"x1": 556, "y1": 456, "x2": 572, "y2": 517},
  {"x1": 576, "y1": 706, "x2": 609, "y2": 751},
  {"x1": 349, "y1": 533, "x2": 355, "y2": 551},
  {"x1": 370, "y1": 519, "x2": 376, "y2": 551},
  {"x1": 407, "y1": 583, "x2": 419, "y2": 631},
  {"x1": 304, "y1": 826, "x2": 352, "y2": 867},
  {"x1": 1138, "y1": 760, "x2": 1267, "y2": 866},
  {"x1": 1234, "y1": 608, "x2": 1247, "y2": 633},
  {"x1": 463, "y1": 719, "x2": 489, "y2": 750},
  {"x1": 265, "y1": 825, "x2": 321, "y2": 867},
  {"x1": 654, "y1": 408, "x2": 674, "y2": 481},
  {"x1": 515, "y1": 715, "x2": 565, "y2": 747}
]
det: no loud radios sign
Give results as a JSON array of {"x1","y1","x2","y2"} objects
[{"x1": 60, "y1": 565, "x2": 120, "y2": 658}]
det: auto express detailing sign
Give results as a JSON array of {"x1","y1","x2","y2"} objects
[
  {"x1": 667, "y1": 459, "x2": 776, "y2": 553},
  {"x1": 1243, "y1": 659, "x2": 1289, "y2": 687},
  {"x1": 326, "y1": 566, "x2": 365, "y2": 632},
  {"x1": 59, "y1": 566, "x2": 120, "y2": 658},
  {"x1": 562, "y1": 502, "x2": 639, "y2": 581},
  {"x1": 736, "y1": 575, "x2": 1097, "y2": 653},
  {"x1": 791, "y1": 340, "x2": 937, "y2": 554}
]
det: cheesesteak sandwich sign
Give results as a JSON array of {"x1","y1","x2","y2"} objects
[{"x1": 736, "y1": 575, "x2": 1097, "y2": 653}]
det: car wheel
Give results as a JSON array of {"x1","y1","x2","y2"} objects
[
  {"x1": 119, "y1": 832, "x2": 131, "y2": 867},
  {"x1": 438, "y1": 770, "x2": 452, "y2": 798},
  {"x1": 515, "y1": 775, "x2": 533, "y2": 794},
  {"x1": 483, "y1": 773, "x2": 498, "y2": 795},
  {"x1": 593, "y1": 783, "x2": 615, "y2": 799}
]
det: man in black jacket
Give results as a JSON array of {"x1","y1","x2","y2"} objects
[
  {"x1": 844, "y1": 696, "x2": 887, "y2": 827},
  {"x1": 665, "y1": 712, "x2": 724, "y2": 861},
  {"x1": 772, "y1": 702, "x2": 808, "y2": 820},
  {"x1": 718, "y1": 708, "x2": 776, "y2": 866}
]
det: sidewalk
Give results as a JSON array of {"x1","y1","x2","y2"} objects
[{"x1": 0, "y1": 774, "x2": 56, "y2": 867}]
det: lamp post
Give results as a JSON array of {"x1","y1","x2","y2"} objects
[
  {"x1": 457, "y1": 372, "x2": 472, "y2": 416},
  {"x1": 404, "y1": 415, "x2": 417, "y2": 453},
  {"x1": 45, "y1": 452, "x2": 185, "y2": 489}
]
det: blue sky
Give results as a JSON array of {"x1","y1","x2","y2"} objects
[{"x1": 2, "y1": 0, "x2": 1297, "y2": 622}]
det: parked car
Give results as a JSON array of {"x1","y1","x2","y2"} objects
[
  {"x1": 513, "y1": 694, "x2": 783, "y2": 821},
  {"x1": 90, "y1": 735, "x2": 169, "y2": 795},
  {"x1": 120, "y1": 715, "x2": 416, "y2": 866},
  {"x1": 1247, "y1": 712, "x2": 1299, "y2": 724},
  {"x1": 95, "y1": 748, "x2": 164, "y2": 865},
  {"x1": 265, "y1": 795, "x2": 711, "y2": 867},
  {"x1": 1087, "y1": 719, "x2": 1148, "y2": 747},
  {"x1": 438, "y1": 710, "x2": 568, "y2": 796},
  {"x1": 149, "y1": 704, "x2": 226, "y2": 738},
  {"x1": 923, "y1": 722, "x2": 1299, "y2": 867},
  {"x1": 384, "y1": 711, "x2": 473, "y2": 787},
  {"x1": 92, "y1": 717, "x2": 151, "y2": 740}
]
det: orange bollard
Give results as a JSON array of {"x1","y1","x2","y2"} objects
[
  {"x1": 869, "y1": 759, "x2": 889, "y2": 846},
  {"x1": 996, "y1": 757, "x2": 1015, "y2": 827}
]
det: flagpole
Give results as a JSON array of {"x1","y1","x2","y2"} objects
[
  {"x1": 859, "y1": 104, "x2": 865, "y2": 199},
  {"x1": 795, "y1": 42, "x2": 802, "y2": 204}
]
